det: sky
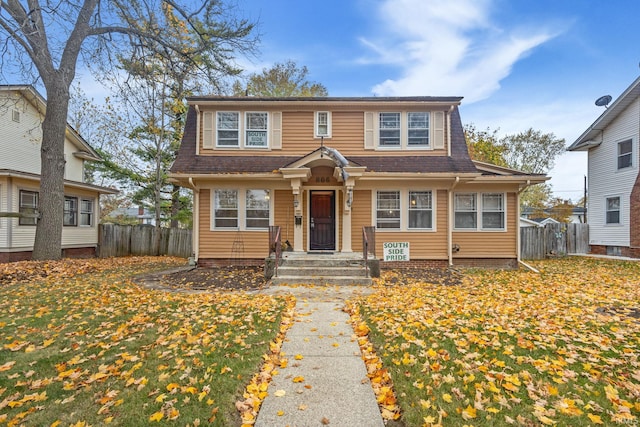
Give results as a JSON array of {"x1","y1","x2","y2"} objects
[{"x1": 232, "y1": 0, "x2": 640, "y2": 202}]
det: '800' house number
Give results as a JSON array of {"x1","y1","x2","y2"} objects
[{"x1": 315, "y1": 176, "x2": 331, "y2": 183}]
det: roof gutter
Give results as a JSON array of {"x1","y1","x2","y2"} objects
[{"x1": 448, "y1": 176, "x2": 460, "y2": 267}]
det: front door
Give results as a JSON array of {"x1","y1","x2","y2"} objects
[{"x1": 310, "y1": 191, "x2": 335, "y2": 250}]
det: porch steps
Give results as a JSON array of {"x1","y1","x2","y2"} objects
[{"x1": 271, "y1": 252, "x2": 373, "y2": 286}]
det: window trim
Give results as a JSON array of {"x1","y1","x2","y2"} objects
[
  {"x1": 216, "y1": 111, "x2": 240, "y2": 148},
  {"x1": 245, "y1": 189, "x2": 270, "y2": 229},
  {"x1": 19, "y1": 190, "x2": 38, "y2": 226},
  {"x1": 212, "y1": 188, "x2": 272, "y2": 231},
  {"x1": 80, "y1": 198, "x2": 94, "y2": 227},
  {"x1": 378, "y1": 112, "x2": 401, "y2": 148},
  {"x1": 605, "y1": 195, "x2": 621, "y2": 225},
  {"x1": 481, "y1": 193, "x2": 505, "y2": 230},
  {"x1": 244, "y1": 111, "x2": 269, "y2": 148},
  {"x1": 375, "y1": 111, "x2": 433, "y2": 150},
  {"x1": 315, "y1": 111, "x2": 332, "y2": 138},
  {"x1": 375, "y1": 190, "x2": 401, "y2": 230},
  {"x1": 617, "y1": 138, "x2": 633, "y2": 170},
  {"x1": 408, "y1": 190, "x2": 433, "y2": 230},
  {"x1": 454, "y1": 192, "x2": 507, "y2": 231},
  {"x1": 63, "y1": 196, "x2": 78, "y2": 226}
]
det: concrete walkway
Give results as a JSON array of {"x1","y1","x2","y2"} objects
[{"x1": 254, "y1": 285, "x2": 385, "y2": 427}]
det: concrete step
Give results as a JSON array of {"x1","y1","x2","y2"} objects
[
  {"x1": 276, "y1": 266, "x2": 367, "y2": 277},
  {"x1": 279, "y1": 258, "x2": 366, "y2": 268},
  {"x1": 270, "y1": 275, "x2": 373, "y2": 286}
]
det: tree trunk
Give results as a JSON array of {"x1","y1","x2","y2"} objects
[
  {"x1": 170, "y1": 184, "x2": 180, "y2": 228},
  {"x1": 32, "y1": 83, "x2": 70, "y2": 260}
]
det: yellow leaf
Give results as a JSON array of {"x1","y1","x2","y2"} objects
[
  {"x1": 294, "y1": 354, "x2": 304, "y2": 360},
  {"x1": 274, "y1": 389, "x2": 286, "y2": 397},
  {"x1": 588, "y1": 413, "x2": 604, "y2": 425},
  {"x1": 292, "y1": 376, "x2": 305, "y2": 383},
  {"x1": 166, "y1": 383, "x2": 179, "y2": 392},
  {"x1": 462, "y1": 405, "x2": 477, "y2": 420},
  {"x1": 442, "y1": 393, "x2": 453, "y2": 403},
  {"x1": 155, "y1": 393, "x2": 166, "y2": 403},
  {"x1": 149, "y1": 411, "x2": 164, "y2": 422},
  {"x1": 423, "y1": 415, "x2": 436, "y2": 424},
  {"x1": 277, "y1": 410, "x2": 285, "y2": 416}
]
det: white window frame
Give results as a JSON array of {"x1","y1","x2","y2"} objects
[
  {"x1": 212, "y1": 188, "x2": 272, "y2": 231},
  {"x1": 617, "y1": 139, "x2": 633, "y2": 170},
  {"x1": 407, "y1": 112, "x2": 430, "y2": 147},
  {"x1": 216, "y1": 111, "x2": 240, "y2": 148},
  {"x1": 245, "y1": 189, "x2": 270, "y2": 229},
  {"x1": 605, "y1": 196, "x2": 621, "y2": 225},
  {"x1": 378, "y1": 112, "x2": 401, "y2": 148},
  {"x1": 213, "y1": 189, "x2": 239, "y2": 229},
  {"x1": 454, "y1": 193, "x2": 507, "y2": 231},
  {"x1": 315, "y1": 111, "x2": 332, "y2": 138},
  {"x1": 245, "y1": 112, "x2": 269, "y2": 148},
  {"x1": 376, "y1": 190, "x2": 401, "y2": 229},
  {"x1": 408, "y1": 191, "x2": 433, "y2": 230},
  {"x1": 19, "y1": 190, "x2": 38, "y2": 226},
  {"x1": 63, "y1": 196, "x2": 78, "y2": 226},
  {"x1": 80, "y1": 199, "x2": 94, "y2": 227},
  {"x1": 481, "y1": 193, "x2": 505, "y2": 230}
]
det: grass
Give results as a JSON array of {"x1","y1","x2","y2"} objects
[
  {"x1": 0, "y1": 257, "x2": 289, "y2": 426},
  {"x1": 356, "y1": 257, "x2": 640, "y2": 426},
  {"x1": 1, "y1": 256, "x2": 639, "y2": 427}
]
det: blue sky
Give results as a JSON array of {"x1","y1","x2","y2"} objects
[{"x1": 236, "y1": 0, "x2": 640, "y2": 202}]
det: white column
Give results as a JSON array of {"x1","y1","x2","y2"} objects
[{"x1": 341, "y1": 186, "x2": 353, "y2": 252}]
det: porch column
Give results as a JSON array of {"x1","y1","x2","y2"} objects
[
  {"x1": 291, "y1": 179, "x2": 304, "y2": 252},
  {"x1": 341, "y1": 186, "x2": 353, "y2": 252}
]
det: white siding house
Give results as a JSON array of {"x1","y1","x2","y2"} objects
[
  {"x1": 0, "y1": 85, "x2": 117, "y2": 261},
  {"x1": 567, "y1": 75, "x2": 640, "y2": 257}
]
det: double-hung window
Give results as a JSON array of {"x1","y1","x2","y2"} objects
[
  {"x1": 454, "y1": 194, "x2": 477, "y2": 229},
  {"x1": 315, "y1": 111, "x2": 331, "y2": 137},
  {"x1": 246, "y1": 189, "x2": 270, "y2": 229},
  {"x1": 618, "y1": 139, "x2": 632, "y2": 169},
  {"x1": 80, "y1": 199, "x2": 94, "y2": 226},
  {"x1": 217, "y1": 112, "x2": 240, "y2": 147},
  {"x1": 408, "y1": 112, "x2": 429, "y2": 147},
  {"x1": 64, "y1": 197, "x2": 78, "y2": 226},
  {"x1": 19, "y1": 190, "x2": 38, "y2": 225},
  {"x1": 606, "y1": 196, "x2": 621, "y2": 224},
  {"x1": 379, "y1": 113, "x2": 401, "y2": 147},
  {"x1": 245, "y1": 112, "x2": 268, "y2": 148},
  {"x1": 408, "y1": 191, "x2": 433, "y2": 229},
  {"x1": 376, "y1": 191, "x2": 401, "y2": 229},
  {"x1": 214, "y1": 189, "x2": 238, "y2": 228},
  {"x1": 482, "y1": 194, "x2": 504, "y2": 229}
]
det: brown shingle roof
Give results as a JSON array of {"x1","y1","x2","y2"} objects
[{"x1": 170, "y1": 102, "x2": 478, "y2": 175}]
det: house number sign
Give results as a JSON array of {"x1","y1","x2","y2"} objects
[{"x1": 383, "y1": 242, "x2": 410, "y2": 261}]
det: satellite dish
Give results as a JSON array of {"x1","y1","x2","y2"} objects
[{"x1": 595, "y1": 95, "x2": 612, "y2": 108}]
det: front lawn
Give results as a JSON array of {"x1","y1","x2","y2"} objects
[
  {"x1": 0, "y1": 257, "x2": 289, "y2": 426},
  {"x1": 354, "y1": 257, "x2": 640, "y2": 426}
]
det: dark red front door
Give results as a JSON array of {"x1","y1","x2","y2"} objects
[{"x1": 310, "y1": 191, "x2": 335, "y2": 250}]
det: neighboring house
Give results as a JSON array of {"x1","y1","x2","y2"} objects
[
  {"x1": 568, "y1": 75, "x2": 640, "y2": 258},
  {"x1": 519, "y1": 217, "x2": 544, "y2": 228},
  {"x1": 0, "y1": 85, "x2": 117, "y2": 262},
  {"x1": 104, "y1": 206, "x2": 157, "y2": 225},
  {"x1": 170, "y1": 96, "x2": 547, "y2": 268},
  {"x1": 521, "y1": 206, "x2": 586, "y2": 224}
]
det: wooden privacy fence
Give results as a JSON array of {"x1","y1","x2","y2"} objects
[
  {"x1": 520, "y1": 223, "x2": 589, "y2": 260},
  {"x1": 99, "y1": 224, "x2": 192, "y2": 258}
]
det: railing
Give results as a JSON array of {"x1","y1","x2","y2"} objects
[
  {"x1": 362, "y1": 226, "x2": 376, "y2": 277},
  {"x1": 269, "y1": 225, "x2": 282, "y2": 277}
]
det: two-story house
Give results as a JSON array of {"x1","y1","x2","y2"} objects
[
  {"x1": 568, "y1": 75, "x2": 640, "y2": 258},
  {"x1": 170, "y1": 96, "x2": 547, "y2": 269},
  {"x1": 0, "y1": 85, "x2": 117, "y2": 262}
]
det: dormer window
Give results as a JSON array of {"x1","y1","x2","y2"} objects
[
  {"x1": 216, "y1": 112, "x2": 240, "y2": 147},
  {"x1": 245, "y1": 112, "x2": 268, "y2": 148},
  {"x1": 315, "y1": 111, "x2": 331, "y2": 137},
  {"x1": 12, "y1": 109, "x2": 20, "y2": 122},
  {"x1": 408, "y1": 112, "x2": 429, "y2": 147},
  {"x1": 379, "y1": 112, "x2": 401, "y2": 146}
]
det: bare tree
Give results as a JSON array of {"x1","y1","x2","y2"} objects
[{"x1": 0, "y1": 0, "x2": 257, "y2": 260}]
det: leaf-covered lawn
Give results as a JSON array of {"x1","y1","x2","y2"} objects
[
  {"x1": 351, "y1": 257, "x2": 640, "y2": 427},
  {"x1": 0, "y1": 257, "x2": 290, "y2": 427}
]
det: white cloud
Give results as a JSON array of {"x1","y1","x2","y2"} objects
[{"x1": 364, "y1": 0, "x2": 559, "y2": 102}]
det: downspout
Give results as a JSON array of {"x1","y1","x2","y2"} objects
[
  {"x1": 6, "y1": 176, "x2": 12, "y2": 249},
  {"x1": 447, "y1": 105, "x2": 454, "y2": 157},
  {"x1": 188, "y1": 177, "x2": 200, "y2": 264},
  {"x1": 448, "y1": 176, "x2": 460, "y2": 266},
  {"x1": 517, "y1": 180, "x2": 531, "y2": 270},
  {"x1": 195, "y1": 105, "x2": 200, "y2": 156}
]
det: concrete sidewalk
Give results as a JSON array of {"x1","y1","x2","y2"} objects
[{"x1": 255, "y1": 285, "x2": 384, "y2": 427}]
